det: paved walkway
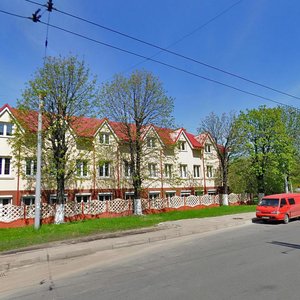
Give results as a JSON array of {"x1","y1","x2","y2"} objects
[{"x1": 0, "y1": 212, "x2": 255, "y2": 272}]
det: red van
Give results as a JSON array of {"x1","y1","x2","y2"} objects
[{"x1": 256, "y1": 193, "x2": 300, "y2": 224}]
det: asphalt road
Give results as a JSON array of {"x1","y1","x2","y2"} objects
[{"x1": 2, "y1": 220, "x2": 300, "y2": 300}]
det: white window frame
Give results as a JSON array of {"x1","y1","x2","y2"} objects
[
  {"x1": 205, "y1": 143, "x2": 212, "y2": 153},
  {"x1": 0, "y1": 196, "x2": 12, "y2": 206},
  {"x1": 193, "y1": 165, "x2": 201, "y2": 178},
  {"x1": 75, "y1": 194, "x2": 91, "y2": 203},
  {"x1": 165, "y1": 191, "x2": 176, "y2": 198},
  {"x1": 22, "y1": 195, "x2": 35, "y2": 205},
  {"x1": 178, "y1": 141, "x2": 187, "y2": 151},
  {"x1": 0, "y1": 157, "x2": 11, "y2": 176},
  {"x1": 124, "y1": 160, "x2": 132, "y2": 177},
  {"x1": 164, "y1": 164, "x2": 172, "y2": 179},
  {"x1": 25, "y1": 158, "x2": 37, "y2": 176},
  {"x1": 148, "y1": 163, "x2": 158, "y2": 178},
  {"x1": 49, "y1": 194, "x2": 67, "y2": 204},
  {"x1": 99, "y1": 133, "x2": 110, "y2": 145},
  {"x1": 125, "y1": 192, "x2": 134, "y2": 200},
  {"x1": 180, "y1": 164, "x2": 188, "y2": 178},
  {"x1": 99, "y1": 162, "x2": 110, "y2": 178},
  {"x1": 98, "y1": 193, "x2": 112, "y2": 201},
  {"x1": 76, "y1": 160, "x2": 88, "y2": 177},
  {"x1": 149, "y1": 191, "x2": 160, "y2": 200},
  {"x1": 206, "y1": 165, "x2": 213, "y2": 178},
  {"x1": 147, "y1": 137, "x2": 156, "y2": 148},
  {"x1": 180, "y1": 190, "x2": 191, "y2": 197},
  {"x1": 0, "y1": 122, "x2": 13, "y2": 137}
]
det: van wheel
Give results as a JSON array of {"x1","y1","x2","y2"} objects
[{"x1": 283, "y1": 214, "x2": 289, "y2": 224}]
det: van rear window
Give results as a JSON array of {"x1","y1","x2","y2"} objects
[
  {"x1": 259, "y1": 198, "x2": 279, "y2": 206},
  {"x1": 288, "y1": 198, "x2": 295, "y2": 205}
]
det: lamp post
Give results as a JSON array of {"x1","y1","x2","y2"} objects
[{"x1": 34, "y1": 94, "x2": 44, "y2": 230}]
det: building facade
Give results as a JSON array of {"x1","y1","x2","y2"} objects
[{"x1": 0, "y1": 104, "x2": 221, "y2": 206}]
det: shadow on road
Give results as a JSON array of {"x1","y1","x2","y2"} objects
[{"x1": 269, "y1": 241, "x2": 300, "y2": 250}]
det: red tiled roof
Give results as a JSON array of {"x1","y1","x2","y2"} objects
[
  {"x1": 71, "y1": 116, "x2": 104, "y2": 137},
  {"x1": 195, "y1": 133, "x2": 209, "y2": 146},
  {"x1": 0, "y1": 104, "x2": 207, "y2": 149},
  {"x1": 185, "y1": 131, "x2": 202, "y2": 149}
]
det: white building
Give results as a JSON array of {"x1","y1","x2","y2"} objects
[{"x1": 0, "y1": 104, "x2": 221, "y2": 206}]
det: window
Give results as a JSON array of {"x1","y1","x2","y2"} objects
[
  {"x1": 99, "y1": 162, "x2": 110, "y2": 177},
  {"x1": 148, "y1": 163, "x2": 157, "y2": 177},
  {"x1": 22, "y1": 196, "x2": 35, "y2": 205},
  {"x1": 205, "y1": 144, "x2": 212, "y2": 153},
  {"x1": 147, "y1": 137, "x2": 156, "y2": 148},
  {"x1": 178, "y1": 141, "x2": 186, "y2": 151},
  {"x1": 99, "y1": 133, "x2": 110, "y2": 144},
  {"x1": 76, "y1": 160, "x2": 88, "y2": 177},
  {"x1": 49, "y1": 195, "x2": 67, "y2": 204},
  {"x1": 25, "y1": 159, "x2": 37, "y2": 176},
  {"x1": 98, "y1": 193, "x2": 112, "y2": 201},
  {"x1": 206, "y1": 165, "x2": 213, "y2": 178},
  {"x1": 164, "y1": 164, "x2": 172, "y2": 178},
  {"x1": 288, "y1": 198, "x2": 295, "y2": 205},
  {"x1": 149, "y1": 192, "x2": 160, "y2": 200},
  {"x1": 0, "y1": 196, "x2": 12, "y2": 206},
  {"x1": 165, "y1": 191, "x2": 176, "y2": 198},
  {"x1": 76, "y1": 194, "x2": 91, "y2": 203},
  {"x1": 180, "y1": 164, "x2": 188, "y2": 178},
  {"x1": 125, "y1": 192, "x2": 134, "y2": 200},
  {"x1": 0, "y1": 157, "x2": 11, "y2": 175},
  {"x1": 280, "y1": 199, "x2": 287, "y2": 206},
  {"x1": 193, "y1": 165, "x2": 201, "y2": 178},
  {"x1": 124, "y1": 160, "x2": 132, "y2": 177},
  {"x1": 0, "y1": 122, "x2": 13, "y2": 136},
  {"x1": 180, "y1": 190, "x2": 191, "y2": 197}
]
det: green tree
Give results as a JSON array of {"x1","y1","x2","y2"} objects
[
  {"x1": 198, "y1": 111, "x2": 238, "y2": 205},
  {"x1": 15, "y1": 55, "x2": 98, "y2": 223},
  {"x1": 97, "y1": 70, "x2": 174, "y2": 214},
  {"x1": 235, "y1": 106, "x2": 295, "y2": 199},
  {"x1": 281, "y1": 107, "x2": 300, "y2": 190}
]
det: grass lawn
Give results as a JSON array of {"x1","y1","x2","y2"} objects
[{"x1": 0, "y1": 205, "x2": 256, "y2": 252}]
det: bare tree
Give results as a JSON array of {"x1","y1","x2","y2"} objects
[
  {"x1": 198, "y1": 111, "x2": 238, "y2": 205},
  {"x1": 97, "y1": 70, "x2": 174, "y2": 214}
]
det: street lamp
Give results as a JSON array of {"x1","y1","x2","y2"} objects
[{"x1": 34, "y1": 93, "x2": 44, "y2": 230}]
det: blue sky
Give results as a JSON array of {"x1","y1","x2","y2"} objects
[{"x1": 1, "y1": 0, "x2": 300, "y2": 133}]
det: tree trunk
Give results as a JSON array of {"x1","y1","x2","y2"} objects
[
  {"x1": 55, "y1": 172, "x2": 65, "y2": 224},
  {"x1": 222, "y1": 165, "x2": 229, "y2": 206}
]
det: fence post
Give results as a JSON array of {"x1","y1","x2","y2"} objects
[{"x1": 106, "y1": 200, "x2": 109, "y2": 213}]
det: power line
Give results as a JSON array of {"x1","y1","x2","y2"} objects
[
  {"x1": 24, "y1": 0, "x2": 300, "y2": 102},
  {"x1": 109, "y1": 0, "x2": 245, "y2": 80},
  {"x1": 0, "y1": 9, "x2": 29, "y2": 19},
  {"x1": 0, "y1": 8, "x2": 299, "y2": 112},
  {"x1": 37, "y1": 21, "x2": 299, "y2": 110}
]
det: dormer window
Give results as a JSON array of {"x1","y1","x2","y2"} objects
[
  {"x1": 99, "y1": 133, "x2": 110, "y2": 145},
  {"x1": 147, "y1": 137, "x2": 156, "y2": 148},
  {"x1": 0, "y1": 122, "x2": 13, "y2": 137},
  {"x1": 178, "y1": 141, "x2": 186, "y2": 151},
  {"x1": 205, "y1": 143, "x2": 211, "y2": 153}
]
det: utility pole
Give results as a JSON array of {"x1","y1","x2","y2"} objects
[{"x1": 34, "y1": 94, "x2": 44, "y2": 230}]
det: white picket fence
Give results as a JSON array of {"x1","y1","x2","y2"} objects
[{"x1": 0, "y1": 193, "x2": 250, "y2": 223}]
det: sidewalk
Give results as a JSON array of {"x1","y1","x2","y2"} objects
[{"x1": 0, "y1": 212, "x2": 255, "y2": 272}]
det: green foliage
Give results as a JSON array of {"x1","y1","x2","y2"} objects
[
  {"x1": 12, "y1": 56, "x2": 98, "y2": 203},
  {"x1": 96, "y1": 70, "x2": 174, "y2": 198},
  {"x1": 234, "y1": 106, "x2": 296, "y2": 195}
]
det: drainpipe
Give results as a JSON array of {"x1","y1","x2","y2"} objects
[
  {"x1": 202, "y1": 152, "x2": 207, "y2": 194},
  {"x1": 160, "y1": 149, "x2": 164, "y2": 197}
]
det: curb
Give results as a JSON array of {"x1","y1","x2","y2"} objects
[{"x1": 0, "y1": 214, "x2": 254, "y2": 272}]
